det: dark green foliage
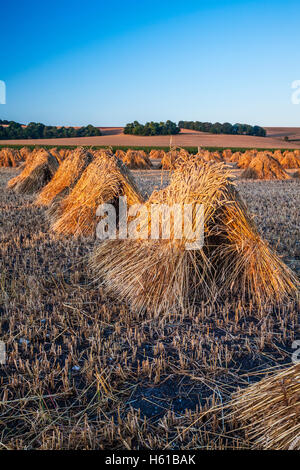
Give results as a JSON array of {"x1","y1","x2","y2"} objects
[
  {"x1": 124, "y1": 120, "x2": 180, "y2": 136},
  {"x1": 0, "y1": 121, "x2": 102, "y2": 139},
  {"x1": 178, "y1": 121, "x2": 266, "y2": 137}
]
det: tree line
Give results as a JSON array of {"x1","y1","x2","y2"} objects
[
  {"x1": 124, "y1": 121, "x2": 180, "y2": 136},
  {"x1": 124, "y1": 120, "x2": 266, "y2": 137},
  {"x1": 0, "y1": 120, "x2": 102, "y2": 139},
  {"x1": 178, "y1": 121, "x2": 266, "y2": 137}
]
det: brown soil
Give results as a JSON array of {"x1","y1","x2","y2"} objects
[{"x1": 1, "y1": 127, "x2": 300, "y2": 149}]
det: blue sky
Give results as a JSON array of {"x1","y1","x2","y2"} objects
[{"x1": 1, "y1": 0, "x2": 300, "y2": 126}]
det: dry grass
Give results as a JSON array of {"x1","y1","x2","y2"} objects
[
  {"x1": 194, "y1": 149, "x2": 212, "y2": 162},
  {"x1": 161, "y1": 149, "x2": 179, "y2": 170},
  {"x1": 161, "y1": 149, "x2": 191, "y2": 170},
  {"x1": 122, "y1": 150, "x2": 152, "y2": 169},
  {"x1": 237, "y1": 150, "x2": 257, "y2": 168},
  {"x1": 0, "y1": 167, "x2": 299, "y2": 449},
  {"x1": 0, "y1": 148, "x2": 22, "y2": 167},
  {"x1": 237, "y1": 152, "x2": 253, "y2": 169},
  {"x1": 6, "y1": 148, "x2": 59, "y2": 194},
  {"x1": 210, "y1": 151, "x2": 223, "y2": 162},
  {"x1": 273, "y1": 149, "x2": 283, "y2": 162},
  {"x1": 241, "y1": 154, "x2": 290, "y2": 180},
  {"x1": 35, "y1": 147, "x2": 94, "y2": 214},
  {"x1": 222, "y1": 149, "x2": 232, "y2": 161},
  {"x1": 19, "y1": 147, "x2": 32, "y2": 161},
  {"x1": 18, "y1": 148, "x2": 40, "y2": 170},
  {"x1": 230, "y1": 152, "x2": 243, "y2": 163},
  {"x1": 46, "y1": 147, "x2": 64, "y2": 164},
  {"x1": 92, "y1": 147, "x2": 114, "y2": 159},
  {"x1": 114, "y1": 149, "x2": 126, "y2": 160},
  {"x1": 280, "y1": 152, "x2": 300, "y2": 169},
  {"x1": 58, "y1": 148, "x2": 72, "y2": 161},
  {"x1": 229, "y1": 364, "x2": 300, "y2": 449},
  {"x1": 90, "y1": 159, "x2": 299, "y2": 315},
  {"x1": 51, "y1": 153, "x2": 144, "y2": 237},
  {"x1": 149, "y1": 149, "x2": 166, "y2": 160}
]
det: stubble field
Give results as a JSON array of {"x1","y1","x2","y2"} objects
[{"x1": 0, "y1": 167, "x2": 299, "y2": 450}]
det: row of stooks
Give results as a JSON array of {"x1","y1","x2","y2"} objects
[
  {"x1": 6, "y1": 145, "x2": 299, "y2": 308},
  {"x1": 162, "y1": 147, "x2": 300, "y2": 179},
  {"x1": 5, "y1": 146, "x2": 300, "y2": 449},
  {"x1": 1, "y1": 146, "x2": 300, "y2": 178}
]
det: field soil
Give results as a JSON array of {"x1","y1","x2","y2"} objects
[
  {"x1": 0, "y1": 167, "x2": 299, "y2": 449},
  {"x1": 1, "y1": 127, "x2": 300, "y2": 148}
]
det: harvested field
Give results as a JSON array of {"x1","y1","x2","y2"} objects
[
  {"x1": 0, "y1": 166, "x2": 299, "y2": 450},
  {"x1": 2, "y1": 127, "x2": 300, "y2": 148}
]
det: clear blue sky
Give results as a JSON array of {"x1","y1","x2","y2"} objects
[{"x1": 1, "y1": 0, "x2": 299, "y2": 126}]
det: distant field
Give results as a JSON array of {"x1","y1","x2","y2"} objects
[{"x1": 1, "y1": 127, "x2": 300, "y2": 149}]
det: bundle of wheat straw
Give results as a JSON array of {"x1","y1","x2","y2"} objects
[
  {"x1": 90, "y1": 160, "x2": 232, "y2": 314},
  {"x1": 237, "y1": 151, "x2": 253, "y2": 169},
  {"x1": 19, "y1": 147, "x2": 32, "y2": 161},
  {"x1": 7, "y1": 148, "x2": 59, "y2": 193},
  {"x1": 241, "y1": 153, "x2": 290, "y2": 179},
  {"x1": 210, "y1": 151, "x2": 223, "y2": 162},
  {"x1": 228, "y1": 364, "x2": 300, "y2": 450},
  {"x1": 90, "y1": 158, "x2": 299, "y2": 314},
  {"x1": 35, "y1": 147, "x2": 94, "y2": 215},
  {"x1": 222, "y1": 149, "x2": 232, "y2": 161},
  {"x1": 58, "y1": 148, "x2": 72, "y2": 161},
  {"x1": 149, "y1": 149, "x2": 166, "y2": 160},
  {"x1": 230, "y1": 151, "x2": 242, "y2": 163},
  {"x1": 273, "y1": 149, "x2": 283, "y2": 162},
  {"x1": 280, "y1": 151, "x2": 300, "y2": 169},
  {"x1": 0, "y1": 148, "x2": 22, "y2": 167},
  {"x1": 194, "y1": 149, "x2": 212, "y2": 162},
  {"x1": 114, "y1": 149, "x2": 126, "y2": 160},
  {"x1": 122, "y1": 150, "x2": 152, "y2": 169},
  {"x1": 18, "y1": 147, "x2": 40, "y2": 171},
  {"x1": 161, "y1": 149, "x2": 178, "y2": 170},
  {"x1": 149, "y1": 149, "x2": 166, "y2": 169},
  {"x1": 92, "y1": 147, "x2": 114, "y2": 158},
  {"x1": 51, "y1": 152, "x2": 144, "y2": 237},
  {"x1": 47, "y1": 147, "x2": 63, "y2": 164},
  {"x1": 161, "y1": 148, "x2": 191, "y2": 170}
]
